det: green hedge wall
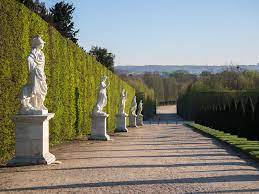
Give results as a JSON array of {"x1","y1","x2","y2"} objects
[
  {"x1": 177, "y1": 91, "x2": 259, "y2": 121},
  {"x1": 177, "y1": 91, "x2": 259, "y2": 140},
  {"x1": 0, "y1": 0, "x2": 135, "y2": 163}
]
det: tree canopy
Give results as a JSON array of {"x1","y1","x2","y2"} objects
[
  {"x1": 50, "y1": 1, "x2": 79, "y2": 43},
  {"x1": 89, "y1": 46, "x2": 115, "y2": 72},
  {"x1": 18, "y1": 0, "x2": 79, "y2": 43}
]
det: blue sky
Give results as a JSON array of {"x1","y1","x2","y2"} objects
[{"x1": 44, "y1": 0, "x2": 259, "y2": 66}]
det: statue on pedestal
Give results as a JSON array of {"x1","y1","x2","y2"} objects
[
  {"x1": 137, "y1": 100, "x2": 143, "y2": 116},
  {"x1": 92, "y1": 76, "x2": 109, "y2": 116},
  {"x1": 90, "y1": 76, "x2": 111, "y2": 140},
  {"x1": 115, "y1": 89, "x2": 128, "y2": 132},
  {"x1": 8, "y1": 35, "x2": 56, "y2": 166},
  {"x1": 20, "y1": 35, "x2": 48, "y2": 115},
  {"x1": 137, "y1": 100, "x2": 144, "y2": 126},
  {"x1": 129, "y1": 96, "x2": 137, "y2": 127},
  {"x1": 130, "y1": 96, "x2": 137, "y2": 116},
  {"x1": 118, "y1": 89, "x2": 127, "y2": 115}
]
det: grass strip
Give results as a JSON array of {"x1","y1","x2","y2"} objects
[{"x1": 186, "y1": 123, "x2": 259, "y2": 161}]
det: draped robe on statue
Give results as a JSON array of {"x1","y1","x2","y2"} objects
[
  {"x1": 20, "y1": 48, "x2": 47, "y2": 113},
  {"x1": 92, "y1": 77, "x2": 108, "y2": 116}
]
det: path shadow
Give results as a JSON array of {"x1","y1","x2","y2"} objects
[
  {"x1": 188, "y1": 188, "x2": 259, "y2": 194},
  {"x1": 58, "y1": 153, "x2": 232, "y2": 161},
  {"x1": 60, "y1": 148, "x2": 226, "y2": 153},
  {"x1": 189, "y1": 168, "x2": 258, "y2": 173},
  {"x1": 31, "y1": 162, "x2": 253, "y2": 171},
  {"x1": 1, "y1": 174, "x2": 259, "y2": 192}
]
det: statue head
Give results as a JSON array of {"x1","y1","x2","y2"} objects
[
  {"x1": 132, "y1": 96, "x2": 136, "y2": 104},
  {"x1": 31, "y1": 35, "x2": 45, "y2": 50},
  {"x1": 101, "y1": 76, "x2": 108, "y2": 82}
]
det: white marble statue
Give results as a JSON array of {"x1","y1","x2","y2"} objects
[
  {"x1": 118, "y1": 89, "x2": 127, "y2": 115},
  {"x1": 93, "y1": 76, "x2": 110, "y2": 116},
  {"x1": 130, "y1": 96, "x2": 137, "y2": 116},
  {"x1": 20, "y1": 35, "x2": 48, "y2": 115},
  {"x1": 137, "y1": 100, "x2": 143, "y2": 116}
]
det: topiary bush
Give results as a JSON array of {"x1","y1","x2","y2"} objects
[{"x1": 0, "y1": 0, "x2": 135, "y2": 163}]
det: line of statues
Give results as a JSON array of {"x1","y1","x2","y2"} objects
[
  {"x1": 91, "y1": 76, "x2": 142, "y2": 118},
  {"x1": 10, "y1": 35, "x2": 145, "y2": 166},
  {"x1": 19, "y1": 35, "x2": 143, "y2": 119},
  {"x1": 18, "y1": 36, "x2": 144, "y2": 141},
  {"x1": 18, "y1": 35, "x2": 143, "y2": 138},
  {"x1": 9, "y1": 35, "x2": 145, "y2": 167},
  {"x1": 90, "y1": 75, "x2": 143, "y2": 139}
]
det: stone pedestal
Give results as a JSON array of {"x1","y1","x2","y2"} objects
[
  {"x1": 129, "y1": 114, "x2": 137, "y2": 127},
  {"x1": 8, "y1": 113, "x2": 56, "y2": 166},
  {"x1": 137, "y1": 114, "x2": 144, "y2": 126},
  {"x1": 90, "y1": 114, "x2": 110, "y2": 140},
  {"x1": 115, "y1": 114, "x2": 128, "y2": 132}
]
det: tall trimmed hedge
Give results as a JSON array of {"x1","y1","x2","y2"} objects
[
  {"x1": 0, "y1": 0, "x2": 135, "y2": 163},
  {"x1": 177, "y1": 91, "x2": 259, "y2": 140}
]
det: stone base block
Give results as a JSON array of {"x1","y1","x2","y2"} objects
[
  {"x1": 7, "y1": 113, "x2": 56, "y2": 166},
  {"x1": 90, "y1": 114, "x2": 111, "y2": 141},
  {"x1": 7, "y1": 152, "x2": 56, "y2": 166},
  {"x1": 137, "y1": 114, "x2": 144, "y2": 126},
  {"x1": 129, "y1": 114, "x2": 137, "y2": 127},
  {"x1": 115, "y1": 114, "x2": 128, "y2": 133}
]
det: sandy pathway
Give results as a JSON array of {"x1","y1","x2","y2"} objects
[{"x1": 0, "y1": 122, "x2": 259, "y2": 193}]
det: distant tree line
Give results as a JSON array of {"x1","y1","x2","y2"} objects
[
  {"x1": 118, "y1": 67, "x2": 259, "y2": 105},
  {"x1": 188, "y1": 68, "x2": 259, "y2": 92},
  {"x1": 89, "y1": 46, "x2": 115, "y2": 72},
  {"x1": 119, "y1": 70, "x2": 197, "y2": 104}
]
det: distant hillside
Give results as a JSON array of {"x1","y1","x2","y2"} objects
[{"x1": 115, "y1": 65, "x2": 259, "y2": 74}]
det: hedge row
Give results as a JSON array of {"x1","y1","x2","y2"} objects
[
  {"x1": 0, "y1": 0, "x2": 135, "y2": 163},
  {"x1": 177, "y1": 91, "x2": 259, "y2": 140}
]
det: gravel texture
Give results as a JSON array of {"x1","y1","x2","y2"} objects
[{"x1": 0, "y1": 107, "x2": 259, "y2": 193}]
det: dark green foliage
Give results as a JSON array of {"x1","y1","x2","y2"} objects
[
  {"x1": 74, "y1": 87, "x2": 80, "y2": 134},
  {"x1": 236, "y1": 100, "x2": 245, "y2": 136},
  {"x1": 244, "y1": 97, "x2": 255, "y2": 139},
  {"x1": 49, "y1": 1, "x2": 79, "y2": 43},
  {"x1": 178, "y1": 91, "x2": 259, "y2": 140},
  {"x1": 0, "y1": 0, "x2": 135, "y2": 163},
  {"x1": 89, "y1": 46, "x2": 115, "y2": 72},
  {"x1": 17, "y1": 0, "x2": 78, "y2": 43},
  {"x1": 222, "y1": 102, "x2": 231, "y2": 132},
  {"x1": 254, "y1": 97, "x2": 259, "y2": 139},
  {"x1": 17, "y1": 0, "x2": 52, "y2": 22}
]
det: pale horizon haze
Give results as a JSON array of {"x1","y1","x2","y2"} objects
[{"x1": 44, "y1": 0, "x2": 259, "y2": 66}]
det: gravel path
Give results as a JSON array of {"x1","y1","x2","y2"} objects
[
  {"x1": 157, "y1": 105, "x2": 177, "y2": 114},
  {"x1": 0, "y1": 120, "x2": 259, "y2": 193}
]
